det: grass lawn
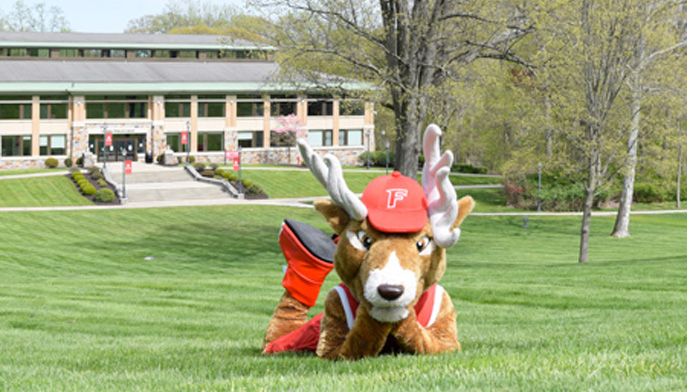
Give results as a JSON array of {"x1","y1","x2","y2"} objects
[
  {"x1": 240, "y1": 168, "x2": 501, "y2": 199},
  {"x1": 0, "y1": 176, "x2": 93, "y2": 207},
  {"x1": 0, "y1": 168, "x2": 62, "y2": 177},
  {"x1": 1, "y1": 205, "x2": 685, "y2": 391}
]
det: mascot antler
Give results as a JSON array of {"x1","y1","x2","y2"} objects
[
  {"x1": 297, "y1": 139, "x2": 367, "y2": 221},
  {"x1": 421, "y1": 124, "x2": 460, "y2": 248}
]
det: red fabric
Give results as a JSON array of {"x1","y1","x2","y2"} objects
[
  {"x1": 280, "y1": 223, "x2": 334, "y2": 307},
  {"x1": 265, "y1": 284, "x2": 440, "y2": 354},
  {"x1": 264, "y1": 313, "x2": 323, "y2": 354},
  {"x1": 360, "y1": 171, "x2": 428, "y2": 233}
]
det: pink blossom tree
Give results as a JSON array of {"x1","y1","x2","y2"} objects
[{"x1": 272, "y1": 114, "x2": 307, "y2": 164}]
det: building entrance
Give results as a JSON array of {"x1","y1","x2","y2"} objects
[{"x1": 90, "y1": 134, "x2": 145, "y2": 162}]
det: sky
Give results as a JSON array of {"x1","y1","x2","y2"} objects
[{"x1": 46, "y1": 0, "x2": 246, "y2": 33}]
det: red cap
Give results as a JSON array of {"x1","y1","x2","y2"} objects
[{"x1": 361, "y1": 171, "x2": 428, "y2": 233}]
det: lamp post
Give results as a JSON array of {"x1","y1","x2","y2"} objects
[
  {"x1": 103, "y1": 123, "x2": 108, "y2": 169},
  {"x1": 121, "y1": 147, "x2": 128, "y2": 199},
  {"x1": 238, "y1": 145, "x2": 243, "y2": 195},
  {"x1": 537, "y1": 162, "x2": 542, "y2": 212},
  {"x1": 366, "y1": 129, "x2": 371, "y2": 170},
  {"x1": 186, "y1": 120, "x2": 191, "y2": 165},
  {"x1": 382, "y1": 130, "x2": 388, "y2": 175}
]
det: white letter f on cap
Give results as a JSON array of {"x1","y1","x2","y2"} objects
[{"x1": 386, "y1": 189, "x2": 408, "y2": 209}]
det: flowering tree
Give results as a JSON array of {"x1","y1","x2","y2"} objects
[{"x1": 272, "y1": 114, "x2": 307, "y2": 164}]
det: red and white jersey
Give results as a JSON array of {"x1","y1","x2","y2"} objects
[{"x1": 333, "y1": 283, "x2": 445, "y2": 330}]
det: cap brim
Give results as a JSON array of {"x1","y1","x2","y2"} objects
[{"x1": 367, "y1": 208, "x2": 427, "y2": 233}]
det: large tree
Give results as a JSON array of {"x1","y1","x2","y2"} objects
[
  {"x1": 0, "y1": 0, "x2": 70, "y2": 32},
  {"x1": 250, "y1": 0, "x2": 532, "y2": 177}
]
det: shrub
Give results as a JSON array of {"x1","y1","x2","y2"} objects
[
  {"x1": 71, "y1": 171, "x2": 85, "y2": 180},
  {"x1": 88, "y1": 166, "x2": 100, "y2": 175},
  {"x1": 201, "y1": 169, "x2": 215, "y2": 178},
  {"x1": 156, "y1": 154, "x2": 164, "y2": 164},
  {"x1": 358, "y1": 151, "x2": 396, "y2": 168},
  {"x1": 81, "y1": 183, "x2": 96, "y2": 195},
  {"x1": 452, "y1": 163, "x2": 488, "y2": 174},
  {"x1": 68, "y1": 167, "x2": 81, "y2": 173},
  {"x1": 194, "y1": 162, "x2": 206, "y2": 172},
  {"x1": 76, "y1": 156, "x2": 84, "y2": 166},
  {"x1": 91, "y1": 171, "x2": 103, "y2": 180},
  {"x1": 222, "y1": 171, "x2": 238, "y2": 182},
  {"x1": 246, "y1": 183, "x2": 264, "y2": 195},
  {"x1": 64, "y1": 157, "x2": 73, "y2": 168},
  {"x1": 189, "y1": 155, "x2": 196, "y2": 164},
  {"x1": 77, "y1": 179, "x2": 89, "y2": 189},
  {"x1": 94, "y1": 188, "x2": 115, "y2": 202},
  {"x1": 215, "y1": 168, "x2": 225, "y2": 176},
  {"x1": 210, "y1": 163, "x2": 219, "y2": 170},
  {"x1": 44, "y1": 158, "x2": 59, "y2": 168},
  {"x1": 97, "y1": 178, "x2": 108, "y2": 187}
]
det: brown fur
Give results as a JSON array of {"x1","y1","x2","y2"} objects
[{"x1": 262, "y1": 291, "x2": 310, "y2": 351}]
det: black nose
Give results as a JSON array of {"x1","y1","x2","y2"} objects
[{"x1": 378, "y1": 284, "x2": 404, "y2": 301}]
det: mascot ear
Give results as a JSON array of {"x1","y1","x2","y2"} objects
[
  {"x1": 314, "y1": 199, "x2": 350, "y2": 235},
  {"x1": 452, "y1": 196, "x2": 475, "y2": 229}
]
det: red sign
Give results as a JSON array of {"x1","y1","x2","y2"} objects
[
  {"x1": 181, "y1": 131, "x2": 188, "y2": 145},
  {"x1": 226, "y1": 150, "x2": 238, "y2": 160},
  {"x1": 233, "y1": 157, "x2": 239, "y2": 171},
  {"x1": 105, "y1": 132, "x2": 113, "y2": 147},
  {"x1": 125, "y1": 160, "x2": 132, "y2": 174}
]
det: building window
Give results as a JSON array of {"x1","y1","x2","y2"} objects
[
  {"x1": 179, "y1": 50, "x2": 197, "y2": 59},
  {"x1": 135, "y1": 50, "x2": 151, "y2": 58},
  {"x1": 39, "y1": 135, "x2": 66, "y2": 155},
  {"x1": 86, "y1": 96, "x2": 148, "y2": 119},
  {"x1": 340, "y1": 101, "x2": 364, "y2": 116},
  {"x1": 83, "y1": 49, "x2": 104, "y2": 58},
  {"x1": 199, "y1": 96, "x2": 225, "y2": 118},
  {"x1": 166, "y1": 133, "x2": 183, "y2": 152},
  {"x1": 237, "y1": 96, "x2": 264, "y2": 117},
  {"x1": 165, "y1": 96, "x2": 190, "y2": 118},
  {"x1": 238, "y1": 131, "x2": 263, "y2": 148},
  {"x1": 198, "y1": 132, "x2": 223, "y2": 152},
  {"x1": 0, "y1": 96, "x2": 32, "y2": 120},
  {"x1": 154, "y1": 50, "x2": 171, "y2": 58},
  {"x1": 308, "y1": 98, "x2": 333, "y2": 116},
  {"x1": 1, "y1": 135, "x2": 32, "y2": 156},
  {"x1": 307, "y1": 130, "x2": 333, "y2": 147},
  {"x1": 59, "y1": 49, "x2": 80, "y2": 58},
  {"x1": 270, "y1": 96, "x2": 297, "y2": 117},
  {"x1": 340, "y1": 129, "x2": 363, "y2": 146},
  {"x1": 28, "y1": 48, "x2": 50, "y2": 57},
  {"x1": 40, "y1": 96, "x2": 68, "y2": 119},
  {"x1": 110, "y1": 50, "x2": 126, "y2": 58}
]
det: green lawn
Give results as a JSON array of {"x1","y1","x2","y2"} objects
[
  {"x1": 1, "y1": 206, "x2": 685, "y2": 391},
  {"x1": 0, "y1": 168, "x2": 62, "y2": 177},
  {"x1": 0, "y1": 176, "x2": 93, "y2": 207},
  {"x1": 240, "y1": 168, "x2": 501, "y2": 199}
]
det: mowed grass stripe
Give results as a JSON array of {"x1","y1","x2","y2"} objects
[
  {"x1": 0, "y1": 206, "x2": 686, "y2": 390},
  {"x1": 0, "y1": 176, "x2": 92, "y2": 207}
]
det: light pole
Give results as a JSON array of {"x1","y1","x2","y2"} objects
[
  {"x1": 103, "y1": 123, "x2": 108, "y2": 169},
  {"x1": 537, "y1": 162, "x2": 542, "y2": 212},
  {"x1": 382, "y1": 130, "x2": 388, "y2": 175},
  {"x1": 238, "y1": 145, "x2": 243, "y2": 195},
  {"x1": 366, "y1": 129, "x2": 371, "y2": 170},
  {"x1": 121, "y1": 147, "x2": 127, "y2": 199},
  {"x1": 186, "y1": 120, "x2": 191, "y2": 165}
]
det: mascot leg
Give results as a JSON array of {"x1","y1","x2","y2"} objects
[{"x1": 262, "y1": 219, "x2": 335, "y2": 352}]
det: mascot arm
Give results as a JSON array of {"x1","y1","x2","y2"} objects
[
  {"x1": 316, "y1": 289, "x2": 393, "y2": 360},
  {"x1": 391, "y1": 290, "x2": 460, "y2": 354}
]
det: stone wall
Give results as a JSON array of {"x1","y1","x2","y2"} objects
[
  {"x1": 0, "y1": 157, "x2": 69, "y2": 170},
  {"x1": 177, "y1": 146, "x2": 366, "y2": 166}
]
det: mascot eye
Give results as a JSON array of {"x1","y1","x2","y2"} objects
[
  {"x1": 358, "y1": 231, "x2": 373, "y2": 250},
  {"x1": 346, "y1": 230, "x2": 372, "y2": 252},
  {"x1": 416, "y1": 236, "x2": 434, "y2": 256}
]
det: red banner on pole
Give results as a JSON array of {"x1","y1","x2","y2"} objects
[
  {"x1": 105, "y1": 132, "x2": 113, "y2": 147},
  {"x1": 125, "y1": 160, "x2": 132, "y2": 174},
  {"x1": 181, "y1": 131, "x2": 188, "y2": 145},
  {"x1": 233, "y1": 157, "x2": 239, "y2": 171},
  {"x1": 227, "y1": 150, "x2": 238, "y2": 160}
]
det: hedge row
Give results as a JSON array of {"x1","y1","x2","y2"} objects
[
  {"x1": 215, "y1": 168, "x2": 265, "y2": 195},
  {"x1": 71, "y1": 171, "x2": 96, "y2": 195},
  {"x1": 358, "y1": 151, "x2": 487, "y2": 174}
]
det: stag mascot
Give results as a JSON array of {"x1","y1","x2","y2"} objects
[{"x1": 262, "y1": 124, "x2": 474, "y2": 360}]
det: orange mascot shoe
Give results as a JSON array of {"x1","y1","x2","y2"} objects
[{"x1": 279, "y1": 219, "x2": 336, "y2": 307}]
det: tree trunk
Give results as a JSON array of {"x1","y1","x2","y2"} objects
[
  {"x1": 394, "y1": 92, "x2": 425, "y2": 179},
  {"x1": 579, "y1": 138, "x2": 599, "y2": 264},
  {"x1": 545, "y1": 93, "x2": 553, "y2": 158},
  {"x1": 611, "y1": 89, "x2": 641, "y2": 238},
  {"x1": 678, "y1": 122, "x2": 683, "y2": 209}
]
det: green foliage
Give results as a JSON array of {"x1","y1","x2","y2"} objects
[
  {"x1": 97, "y1": 178, "x2": 108, "y2": 187},
  {"x1": 90, "y1": 171, "x2": 103, "y2": 180},
  {"x1": 64, "y1": 157, "x2": 73, "y2": 168},
  {"x1": 93, "y1": 188, "x2": 115, "y2": 203},
  {"x1": 246, "y1": 183, "x2": 264, "y2": 195},
  {"x1": 201, "y1": 169, "x2": 215, "y2": 178},
  {"x1": 81, "y1": 183, "x2": 96, "y2": 196},
  {"x1": 221, "y1": 170, "x2": 238, "y2": 182},
  {"x1": 209, "y1": 163, "x2": 219, "y2": 170},
  {"x1": 189, "y1": 155, "x2": 196, "y2": 164},
  {"x1": 452, "y1": 163, "x2": 488, "y2": 174},
  {"x1": 359, "y1": 151, "x2": 395, "y2": 168},
  {"x1": 71, "y1": 172, "x2": 85, "y2": 181},
  {"x1": 156, "y1": 154, "x2": 164, "y2": 164},
  {"x1": 193, "y1": 162, "x2": 206, "y2": 172},
  {"x1": 68, "y1": 167, "x2": 80, "y2": 173},
  {"x1": 504, "y1": 172, "x2": 607, "y2": 212},
  {"x1": 44, "y1": 158, "x2": 59, "y2": 168},
  {"x1": 76, "y1": 156, "x2": 83, "y2": 166},
  {"x1": 0, "y1": 1, "x2": 71, "y2": 32}
]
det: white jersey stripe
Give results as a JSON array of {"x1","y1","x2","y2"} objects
[
  {"x1": 334, "y1": 286, "x2": 355, "y2": 330},
  {"x1": 426, "y1": 285, "x2": 444, "y2": 328}
]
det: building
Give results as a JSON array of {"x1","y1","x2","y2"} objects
[{"x1": 0, "y1": 32, "x2": 375, "y2": 170}]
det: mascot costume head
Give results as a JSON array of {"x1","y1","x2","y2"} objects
[{"x1": 263, "y1": 124, "x2": 474, "y2": 360}]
